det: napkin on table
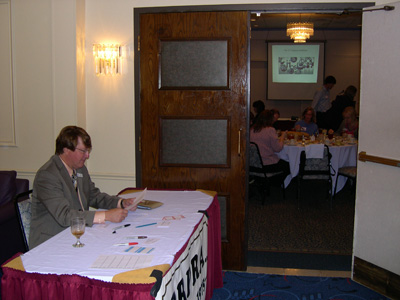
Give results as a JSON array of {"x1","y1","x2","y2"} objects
[{"x1": 305, "y1": 144, "x2": 324, "y2": 159}]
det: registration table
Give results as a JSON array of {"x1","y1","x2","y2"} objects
[
  {"x1": 1, "y1": 189, "x2": 222, "y2": 300},
  {"x1": 278, "y1": 143, "x2": 358, "y2": 193}
]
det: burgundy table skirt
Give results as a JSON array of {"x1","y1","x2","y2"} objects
[{"x1": 1, "y1": 189, "x2": 223, "y2": 300}]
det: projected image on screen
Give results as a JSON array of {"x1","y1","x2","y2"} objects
[
  {"x1": 278, "y1": 57, "x2": 314, "y2": 75},
  {"x1": 272, "y1": 45, "x2": 319, "y2": 83},
  {"x1": 268, "y1": 42, "x2": 324, "y2": 100}
]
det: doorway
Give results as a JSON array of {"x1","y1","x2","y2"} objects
[
  {"x1": 134, "y1": 3, "x2": 371, "y2": 271},
  {"x1": 247, "y1": 11, "x2": 363, "y2": 270}
]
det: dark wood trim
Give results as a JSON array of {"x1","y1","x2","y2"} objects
[
  {"x1": 353, "y1": 256, "x2": 400, "y2": 299},
  {"x1": 359, "y1": 151, "x2": 400, "y2": 168}
]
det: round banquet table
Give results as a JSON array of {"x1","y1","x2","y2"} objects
[{"x1": 277, "y1": 143, "x2": 358, "y2": 194}]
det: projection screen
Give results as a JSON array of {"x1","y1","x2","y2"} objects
[{"x1": 267, "y1": 42, "x2": 325, "y2": 100}]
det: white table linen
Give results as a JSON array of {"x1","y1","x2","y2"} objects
[
  {"x1": 278, "y1": 143, "x2": 358, "y2": 193},
  {"x1": 21, "y1": 190, "x2": 213, "y2": 282}
]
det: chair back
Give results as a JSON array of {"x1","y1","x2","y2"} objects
[
  {"x1": 299, "y1": 145, "x2": 335, "y2": 180},
  {"x1": 249, "y1": 142, "x2": 264, "y2": 177},
  {"x1": 14, "y1": 190, "x2": 33, "y2": 252}
]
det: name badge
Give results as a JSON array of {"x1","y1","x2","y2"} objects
[{"x1": 77, "y1": 173, "x2": 83, "y2": 178}]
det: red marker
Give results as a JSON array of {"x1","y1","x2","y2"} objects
[{"x1": 113, "y1": 242, "x2": 138, "y2": 246}]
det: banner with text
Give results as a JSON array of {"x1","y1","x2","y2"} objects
[{"x1": 157, "y1": 215, "x2": 208, "y2": 300}]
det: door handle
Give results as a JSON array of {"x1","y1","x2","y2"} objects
[{"x1": 238, "y1": 128, "x2": 242, "y2": 156}]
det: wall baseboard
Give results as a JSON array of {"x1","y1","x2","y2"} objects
[
  {"x1": 89, "y1": 172, "x2": 136, "y2": 182},
  {"x1": 353, "y1": 256, "x2": 400, "y2": 299}
]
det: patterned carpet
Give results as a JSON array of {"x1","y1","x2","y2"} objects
[
  {"x1": 248, "y1": 179, "x2": 355, "y2": 255},
  {"x1": 211, "y1": 271, "x2": 389, "y2": 300}
]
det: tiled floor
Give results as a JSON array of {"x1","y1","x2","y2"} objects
[{"x1": 246, "y1": 266, "x2": 351, "y2": 278}]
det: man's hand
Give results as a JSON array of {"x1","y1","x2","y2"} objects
[
  {"x1": 105, "y1": 208, "x2": 128, "y2": 223},
  {"x1": 121, "y1": 198, "x2": 138, "y2": 211}
]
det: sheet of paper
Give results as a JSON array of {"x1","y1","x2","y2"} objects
[
  {"x1": 91, "y1": 254, "x2": 153, "y2": 269},
  {"x1": 124, "y1": 188, "x2": 147, "y2": 210}
]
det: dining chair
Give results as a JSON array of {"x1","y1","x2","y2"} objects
[
  {"x1": 297, "y1": 145, "x2": 335, "y2": 209},
  {"x1": 249, "y1": 142, "x2": 285, "y2": 204},
  {"x1": 334, "y1": 166, "x2": 357, "y2": 197},
  {"x1": 14, "y1": 189, "x2": 33, "y2": 252}
]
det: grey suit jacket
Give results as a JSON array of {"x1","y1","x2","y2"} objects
[{"x1": 29, "y1": 155, "x2": 120, "y2": 248}]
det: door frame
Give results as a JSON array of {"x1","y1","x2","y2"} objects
[{"x1": 133, "y1": 2, "x2": 373, "y2": 269}]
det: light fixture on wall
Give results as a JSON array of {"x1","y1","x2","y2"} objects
[
  {"x1": 93, "y1": 44, "x2": 121, "y2": 76},
  {"x1": 286, "y1": 22, "x2": 314, "y2": 43}
]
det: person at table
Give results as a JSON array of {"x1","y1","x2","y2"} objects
[
  {"x1": 324, "y1": 85, "x2": 357, "y2": 132},
  {"x1": 294, "y1": 107, "x2": 319, "y2": 136},
  {"x1": 328, "y1": 106, "x2": 359, "y2": 138},
  {"x1": 312, "y1": 75, "x2": 336, "y2": 128},
  {"x1": 250, "y1": 110, "x2": 290, "y2": 179},
  {"x1": 251, "y1": 100, "x2": 265, "y2": 126},
  {"x1": 30, "y1": 126, "x2": 138, "y2": 248},
  {"x1": 271, "y1": 108, "x2": 280, "y2": 128}
]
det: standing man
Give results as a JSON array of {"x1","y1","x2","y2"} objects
[
  {"x1": 311, "y1": 75, "x2": 336, "y2": 129},
  {"x1": 30, "y1": 126, "x2": 137, "y2": 248}
]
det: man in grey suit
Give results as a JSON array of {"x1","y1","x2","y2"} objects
[{"x1": 30, "y1": 126, "x2": 137, "y2": 248}]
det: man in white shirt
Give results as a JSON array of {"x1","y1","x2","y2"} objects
[{"x1": 311, "y1": 75, "x2": 336, "y2": 128}]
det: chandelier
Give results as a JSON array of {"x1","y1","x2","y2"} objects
[{"x1": 286, "y1": 22, "x2": 314, "y2": 43}]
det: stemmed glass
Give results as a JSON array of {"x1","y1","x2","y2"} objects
[{"x1": 71, "y1": 217, "x2": 85, "y2": 247}]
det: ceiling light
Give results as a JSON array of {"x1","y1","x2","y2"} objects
[{"x1": 286, "y1": 22, "x2": 314, "y2": 43}]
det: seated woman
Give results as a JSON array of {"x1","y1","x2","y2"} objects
[
  {"x1": 295, "y1": 107, "x2": 319, "y2": 136},
  {"x1": 250, "y1": 110, "x2": 290, "y2": 179},
  {"x1": 324, "y1": 85, "x2": 357, "y2": 132},
  {"x1": 329, "y1": 106, "x2": 359, "y2": 138}
]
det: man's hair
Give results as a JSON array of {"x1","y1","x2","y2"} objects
[
  {"x1": 324, "y1": 76, "x2": 336, "y2": 85},
  {"x1": 55, "y1": 126, "x2": 92, "y2": 155},
  {"x1": 344, "y1": 85, "x2": 357, "y2": 98},
  {"x1": 252, "y1": 100, "x2": 265, "y2": 114}
]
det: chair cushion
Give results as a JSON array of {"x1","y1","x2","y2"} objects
[
  {"x1": 0, "y1": 171, "x2": 17, "y2": 206},
  {"x1": 338, "y1": 166, "x2": 357, "y2": 178}
]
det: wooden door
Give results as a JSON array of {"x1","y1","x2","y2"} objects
[
  {"x1": 139, "y1": 11, "x2": 249, "y2": 270},
  {"x1": 352, "y1": 2, "x2": 400, "y2": 298}
]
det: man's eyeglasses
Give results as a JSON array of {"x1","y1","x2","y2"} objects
[{"x1": 75, "y1": 148, "x2": 91, "y2": 154}]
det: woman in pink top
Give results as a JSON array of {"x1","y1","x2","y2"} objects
[{"x1": 250, "y1": 110, "x2": 290, "y2": 178}]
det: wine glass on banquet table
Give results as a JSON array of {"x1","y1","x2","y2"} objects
[{"x1": 71, "y1": 217, "x2": 85, "y2": 247}]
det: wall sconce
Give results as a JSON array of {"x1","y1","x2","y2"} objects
[{"x1": 93, "y1": 44, "x2": 121, "y2": 76}]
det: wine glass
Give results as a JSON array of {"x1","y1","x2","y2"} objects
[{"x1": 71, "y1": 217, "x2": 85, "y2": 247}]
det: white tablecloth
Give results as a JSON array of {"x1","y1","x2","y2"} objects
[
  {"x1": 21, "y1": 190, "x2": 214, "y2": 282},
  {"x1": 278, "y1": 143, "x2": 358, "y2": 193}
]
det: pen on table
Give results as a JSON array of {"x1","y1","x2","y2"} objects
[
  {"x1": 113, "y1": 242, "x2": 138, "y2": 246},
  {"x1": 112, "y1": 224, "x2": 131, "y2": 234},
  {"x1": 136, "y1": 222, "x2": 157, "y2": 228},
  {"x1": 126, "y1": 236, "x2": 147, "y2": 239}
]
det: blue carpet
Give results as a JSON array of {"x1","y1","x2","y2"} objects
[{"x1": 211, "y1": 271, "x2": 389, "y2": 300}]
